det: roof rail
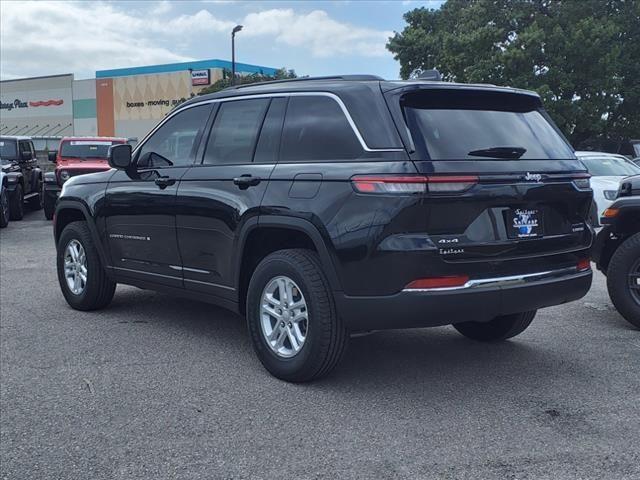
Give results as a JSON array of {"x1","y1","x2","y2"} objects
[{"x1": 225, "y1": 74, "x2": 384, "y2": 90}]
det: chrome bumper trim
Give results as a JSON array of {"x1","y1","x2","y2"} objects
[{"x1": 403, "y1": 266, "x2": 589, "y2": 292}]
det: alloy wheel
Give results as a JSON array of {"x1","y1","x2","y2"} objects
[
  {"x1": 64, "y1": 239, "x2": 87, "y2": 295},
  {"x1": 260, "y1": 275, "x2": 308, "y2": 358}
]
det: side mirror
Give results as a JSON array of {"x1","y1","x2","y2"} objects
[
  {"x1": 48, "y1": 151, "x2": 57, "y2": 163},
  {"x1": 108, "y1": 144, "x2": 133, "y2": 169}
]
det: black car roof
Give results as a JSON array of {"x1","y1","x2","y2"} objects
[{"x1": 182, "y1": 76, "x2": 540, "y2": 106}]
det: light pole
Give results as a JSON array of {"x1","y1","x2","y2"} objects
[{"x1": 231, "y1": 24, "x2": 243, "y2": 86}]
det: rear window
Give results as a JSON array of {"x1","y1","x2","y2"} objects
[
  {"x1": 402, "y1": 90, "x2": 575, "y2": 160},
  {"x1": 60, "y1": 140, "x2": 122, "y2": 159}
]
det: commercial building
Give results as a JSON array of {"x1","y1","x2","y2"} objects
[{"x1": 1, "y1": 59, "x2": 278, "y2": 144}]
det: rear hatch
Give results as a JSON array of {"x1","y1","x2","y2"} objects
[{"x1": 383, "y1": 85, "x2": 593, "y2": 271}]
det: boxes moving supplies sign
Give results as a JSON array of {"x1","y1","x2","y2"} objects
[{"x1": 191, "y1": 70, "x2": 210, "y2": 86}]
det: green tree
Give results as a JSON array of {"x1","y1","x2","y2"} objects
[
  {"x1": 198, "y1": 67, "x2": 297, "y2": 95},
  {"x1": 387, "y1": 0, "x2": 640, "y2": 149}
]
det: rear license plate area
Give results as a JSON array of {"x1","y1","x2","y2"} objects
[{"x1": 505, "y1": 208, "x2": 544, "y2": 239}]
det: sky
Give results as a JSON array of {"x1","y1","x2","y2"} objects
[{"x1": 0, "y1": 0, "x2": 445, "y2": 82}]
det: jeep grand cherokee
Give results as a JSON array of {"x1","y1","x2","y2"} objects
[{"x1": 53, "y1": 75, "x2": 594, "y2": 381}]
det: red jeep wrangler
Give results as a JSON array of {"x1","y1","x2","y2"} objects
[{"x1": 44, "y1": 137, "x2": 127, "y2": 219}]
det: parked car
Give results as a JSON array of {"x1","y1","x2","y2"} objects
[
  {"x1": 593, "y1": 174, "x2": 640, "y2": 328},
  {"x1": 44, "y1": 137, "x2": 128, "y2": 220},
  {"x1": 633, "y1": 157, "x2": 640, "y2": 166},
  {"x1": 0, "y1": 136, "x2": 44, "y2": 220},
  {"x1": 575, "y1": 151, "x2": 640, "y2": 225},
  {"x1": 53, "y1": 75, "x2": 594, "y2": 381},
  {"x1": 0, "y1": 170, "x2": 9, "y2": 228}
]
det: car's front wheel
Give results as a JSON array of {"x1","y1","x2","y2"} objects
[
  {"x1": 43, "y1": 192, "x2": 55, "y2": 220},
  {"x1": 453, "y1": 311, "x2": 537, "y2": 341},
  {"x1": 9, "y1": 184, "x2": 24, "y2": 221},
  {"x1": 246, "y1": 249, "x2": 348, "y2": 382},
  {"x1": 606, "y1": 233, "x2": 640, "y2": 328},
  {"x1": 56, "y1": 221, "x2": 116, "y2": 311}
]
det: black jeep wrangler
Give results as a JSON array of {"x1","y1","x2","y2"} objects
[
  {"x1": 0, "y1": 136, "x2": 44, "y2": 219},
  {"x1": 53, "y1": 76, "x2": 594, "y2": 381},
  {"x1": 593, "y1": 174, "x2": 640, "y2": 328}
]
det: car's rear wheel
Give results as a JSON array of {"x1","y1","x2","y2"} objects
[
  {"x1": 606, "y1": 233, "x2": 640, "y2": 328},
  {"x1": 28, "y1": 179, "x2": 43, "y2": 210},
  {"x1": 0, "y1": 186, "x2": 9, "y2": 228},
  {"x1": 246, "y1": 249, "x2": 348, "y2": 382},
  {"x1": 453, "y1": 310, "x2": 537, "y2": 341},
  {"x1": 8, "y1": 184, "x2": 24, "y2": 220},
  {"x1": 56, "y1": 221, "x2": 116, "y2": 311}
]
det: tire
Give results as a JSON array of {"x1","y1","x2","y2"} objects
[
  {"x1": 28, "y1": 179, "x2": 43, "y2": 210},
  {"x1": 453, "y1": 310, "x2": 537, "y2": 341},
  {"x1": 606, "y1": 232, "x2": 640, "y2": 328},
  {"x1": 588, "y1": 201, "x2": 599, "y2": 228},
  {"x1": 56, "y1": 221, "x2": 116, "y2": 311},
  {"x1": 8, "y1": 184, "x2": 24, "y2": 221},
  {"x1": 43, "y1": 193, "x2": 55, "y2": 220},
  {"x1": 246, "y1": 249, "x2": 348, "y2": 382},
  {"x1": 0, "y1": 187, "x2": 9, "y2": 228}
]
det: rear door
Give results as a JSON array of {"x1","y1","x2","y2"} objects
[
  {"x1": 384, "y1": 87, "x2": 593, "y2": 273},
  {"x1": 176, "y1": 97, "x2": 283, "y2": 299}
]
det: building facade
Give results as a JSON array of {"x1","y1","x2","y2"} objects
[{"x1": 1, "y1": 59, "x2": 277, "y2": 143}]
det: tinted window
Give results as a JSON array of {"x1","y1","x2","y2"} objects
[
  {"x1": 580, "y1": 156, "x2": 640, "y2": 176},
  {"x1": 204, "y1": 99, "x2": 269, "y2": 165},
  {"x1": 61, "y1": 140, "x2": 121, "y2": 159},
  {"x1": 280, "y1": 96, "x2": 362, "y2": 162},
  {"x1": 403, "y1": 90, "x2": 575, "y2": 160},
  {"x1": 254, "y1": 98, "x2": 286, "y2": 163},
  {"x1": 137, "y1": 104, "x2": 211, "y2": 167},
  {"x1": 19, "y1": 141, "x2": 31, "y2": 156}
]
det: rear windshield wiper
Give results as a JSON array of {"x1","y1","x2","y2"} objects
[{"x1": 467, "y1": 147, "x2": 527, "y2": 159}]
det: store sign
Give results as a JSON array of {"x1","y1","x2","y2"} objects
[
  {"x1": 191, "y1": 69, "x2": 210, "y2": 86},
  {"x1": 0, "y1": 98, "x2": 64, "y2": 111}
]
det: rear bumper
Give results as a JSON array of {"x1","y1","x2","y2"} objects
[{"x1": 336, "y1": 268, "x2": 592, "y2": 331}]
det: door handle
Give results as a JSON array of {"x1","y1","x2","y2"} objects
[
  {"x1": 233, "y1": 175, "x2": 261, "y2": 190},
  {"x1": 154, "y1": 176, "x2": 176, "y2": 189}
]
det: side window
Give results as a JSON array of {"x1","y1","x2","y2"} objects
[
  {"x1": 18, "y1": 141, "x2": 32, "y2": 159},
  {"x1": 137, "y1": 104, "x2": 211, "y2": 168},
  {"x1": 254, "y1": 98, "x2": 287, "y2": 163},
  {"x1": 280, "y1": 96, "x2": 363, "y2": 162},
  {"x1": 203, "y1": 99, "x2": 269, "y2": 165}
]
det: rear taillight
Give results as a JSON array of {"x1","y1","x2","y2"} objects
[
  {"x1": 351, "y1": 175, "x2": 478, "y2": 194},
  {"x1": 577, "y1": 258, "x2": 591, "y2": 272},
  {"x1": 571, "y1": 173, "x2": 591, "y2": 189},
  {"x1": 405, "y1": 275, "x2": 470, "y2": 290}
]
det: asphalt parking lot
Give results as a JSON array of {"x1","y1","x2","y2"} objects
[{"x1": 1, "y1": 211, "x2": 639, "y2": 480}]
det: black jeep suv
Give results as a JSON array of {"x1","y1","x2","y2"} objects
[{"x1": 53, "y1": 75, "x2": 594, "y2": 381}]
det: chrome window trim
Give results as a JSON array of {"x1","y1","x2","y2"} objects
[
  {"x1": 403, "y1": 266, "x2": 589, "y2": 292},
  {"x1": 133, "y1": 92, "x2": 405, "y2": 157}
]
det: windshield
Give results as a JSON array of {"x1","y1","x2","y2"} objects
[
  {"x1": 0, "y1": 139, "x2": 18, "y2": 162},
  {"x1": 402, "y1": 90, "x2": 575, "y2": 160},
  {"x1": 580, "y1": 156, "x2": 640, "y2": 177},
  {"x1": 60, "y1": 140, "x2": 120, "y2": 159}
]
